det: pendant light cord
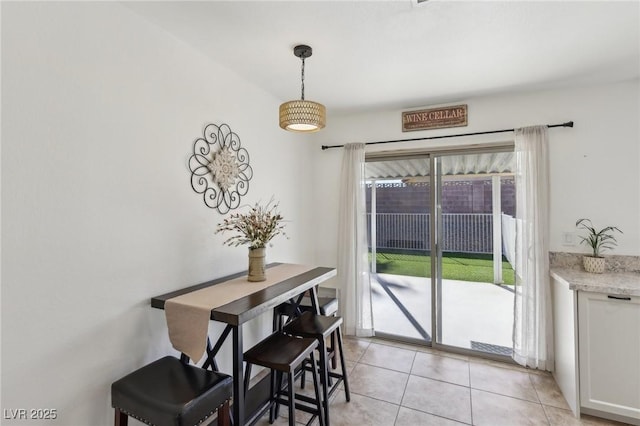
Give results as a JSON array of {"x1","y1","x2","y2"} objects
[{"x1": 300, "y1": 57, "x2": 305, "y2": 101}]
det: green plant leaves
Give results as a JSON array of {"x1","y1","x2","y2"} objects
[{"x1": 575, "y1": 218, "x2": 622, "y2": 257}]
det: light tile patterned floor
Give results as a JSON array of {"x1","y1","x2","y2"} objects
[{"x1": 254, "y1": 336, "x2": 629, "y2": 426}]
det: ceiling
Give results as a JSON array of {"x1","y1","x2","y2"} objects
[{"x1": 124, "y1": 1, "x2": 640, "y2": 115}]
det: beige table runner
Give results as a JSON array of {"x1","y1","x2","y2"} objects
[{"x1": 165, "y1": 263, "x2": 314, "y2": 362}]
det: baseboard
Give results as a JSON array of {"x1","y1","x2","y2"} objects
[{"x1": 580, "y1": 406, "x2": 640, "y2": 426}]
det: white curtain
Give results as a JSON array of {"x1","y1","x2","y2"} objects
[
  {"x1": 501, "y1": 213, "x2": 517, "y2": 270},
  {"x1": 512, "y1": 125, "x2": 554, "y2": 371},
  {"x1": 337, "y1": 143, "x2": 374, "y2": 337}
]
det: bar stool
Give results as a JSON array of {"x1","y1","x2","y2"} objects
[
  {"x1": 274, "y1": 296, "x2": 338, "y2": 327},
  {"x1": 243, "y1": 332, "x2": 325, "y2": 426},
  {"x1": 284, "y1": 311, "x2": 351, "y2": 426},
  {"x1": 111, "y1": 356, "x2": 232, "y2": 426},
  {"x1": 274, "y1": 295, "x2": 339, "y2": 368}
]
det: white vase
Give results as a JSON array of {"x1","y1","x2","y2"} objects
[
  {"x1": 583, "y1": 256, "x2": 605, "y2": 274},
  {"x1": 248, "y1": 247, "x2": 266, "y2": 282}
]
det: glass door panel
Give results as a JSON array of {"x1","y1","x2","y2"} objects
[
  {"x1": 433, "y1": 152, "x2": 516, "y2": 356},
  {"x1": 365, "y1": 156, "x2": 432, "y2": 344}
]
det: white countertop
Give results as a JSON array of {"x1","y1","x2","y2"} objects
[{"x1": 551, "y1": 267, "x2": 640, "y2": 297}]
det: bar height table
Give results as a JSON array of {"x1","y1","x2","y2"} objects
[{"x1": 151, "y1": 263, "x2": 337, "y2": 426}]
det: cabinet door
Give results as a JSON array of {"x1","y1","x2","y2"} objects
[
  {"x1": 578, "y1": 291, "x2": 640, "y2": 421},
  {"x1": 552, "y1": 276, "x2": 580, "y2": 416}
]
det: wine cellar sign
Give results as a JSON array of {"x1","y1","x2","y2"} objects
[{"x1": 402, "y1": 104, "x2": 468, "y2": 132}]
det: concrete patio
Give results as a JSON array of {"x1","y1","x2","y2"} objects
[{"x1": 371, "y1": 273, "x2": 515, "y2": 354}]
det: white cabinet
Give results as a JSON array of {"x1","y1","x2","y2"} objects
[
  {"x1": 578, "y1": 291, "x2": 640, "y2": 423},
  {"x1": 552, "y1": 276, "x2": 580, "y2": 416}
]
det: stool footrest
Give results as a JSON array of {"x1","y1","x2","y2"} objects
[{"x1": 274, "y1": 396, "x2": 320, "y2": 415}]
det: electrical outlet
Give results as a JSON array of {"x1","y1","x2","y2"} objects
[{"x1": 562, "y1": 232, "x2": 576, "y2": 246}]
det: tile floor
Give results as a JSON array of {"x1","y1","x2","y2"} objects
[{"x1": 254, "y1": 336, "x2": 629, "y2": 426}]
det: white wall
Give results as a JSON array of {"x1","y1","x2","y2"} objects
[
  {"x1": 313, "y1": 80, "x2": 640, "y2": 274},
  {"x1": 1, "y1": 3, "x2": 316, "y2": 425}
]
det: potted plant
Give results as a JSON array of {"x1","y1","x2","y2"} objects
[
  {"x1": 575, "y1": 218, "x2": 622, "y2": 273},
  {"x1": 216, "y1": 199, "x2": 288, "y2": 281}
]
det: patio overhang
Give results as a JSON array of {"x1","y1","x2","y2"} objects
[{"x1": 365, "y1": 152, "x2": 514, "y2": 180}]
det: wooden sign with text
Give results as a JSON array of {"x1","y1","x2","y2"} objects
[{"x1": 402, "y1": 104, "x2": 468, "y2": 132}]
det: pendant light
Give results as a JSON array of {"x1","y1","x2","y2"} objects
[{"x1": 279, "y1": 45, "x2": 326, "y2": 132}]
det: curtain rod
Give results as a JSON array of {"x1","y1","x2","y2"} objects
[{"x1": 320, "y1": 121, "x2": 574, "y2": 150}]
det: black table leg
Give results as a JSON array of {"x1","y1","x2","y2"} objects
[
  {"x1": 202, "y1": 325, "x2": 233, "y2": 371},
  {"x1": 233, "y1": 325, "x2": 244, "y2": 426},
  {"x1": 309, "y1": 285, "x2": 321, "y2": 314}
]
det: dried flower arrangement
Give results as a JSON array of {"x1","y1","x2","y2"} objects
[{"x1": 215, "y1": 199, "x2": 288, "y2": 249}]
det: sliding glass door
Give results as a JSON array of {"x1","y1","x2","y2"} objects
[{"x1": 366, "y1": 148, "x2": 516, "y2": 358}]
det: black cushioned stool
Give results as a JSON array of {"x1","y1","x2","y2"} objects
[
  {"x1": 284, "y1": 312, "x2": 350, "y2": 426},
  {"x1": 111, "y1": 356, "x2": 232, "y2": 426},
  {"x1": 244, "y1": 332, "x2": 324, "y2": 426}
]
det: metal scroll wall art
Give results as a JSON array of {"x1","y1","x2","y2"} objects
[{"x1": 188, "y1": 123, "x2": 253, "y2": 213}]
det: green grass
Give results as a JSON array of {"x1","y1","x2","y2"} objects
[{"x1": 373, "y1": 251, "x2": 515, "y2": 285}]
